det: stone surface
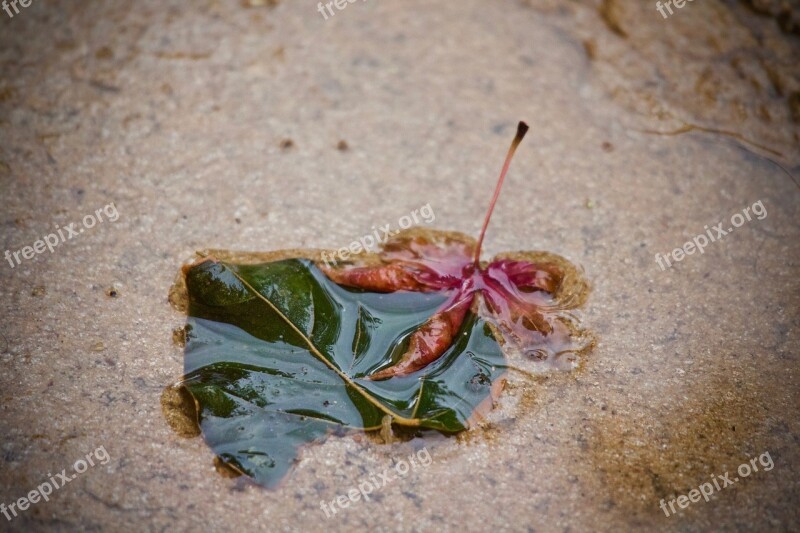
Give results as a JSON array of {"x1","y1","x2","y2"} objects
[{"x1": 1, "y1": 1, "x2": 798, "y2": 531}]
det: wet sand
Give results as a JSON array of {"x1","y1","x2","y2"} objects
[{"x1": 1, "y1": 1, "x2": 798, "y2": 531}]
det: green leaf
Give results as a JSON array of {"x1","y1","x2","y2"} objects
[{"x1": 181, "y1": 257, "x2": 506, "y2": 488}]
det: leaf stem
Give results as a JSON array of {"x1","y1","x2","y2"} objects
[{"x1": 473, "y1": 121, "x2": 529, "y2": 267}]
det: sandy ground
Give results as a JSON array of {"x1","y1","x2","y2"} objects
[{"x1": 1, "y1": 1, "x2": 799, "y2": 531}]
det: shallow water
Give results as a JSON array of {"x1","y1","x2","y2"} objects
[{"x1": 1, "y1": 1, "x2": 798, "y2": 531}]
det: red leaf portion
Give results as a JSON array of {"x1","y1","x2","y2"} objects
[
  {"x1": 380, "y1": 233, "x2": 474, "y2": 288},
  {"x1": 319, "y1": 231, "x2": 475, "y2": 293},
  {"x1": 486, "y1": 259, "x2": 562, "y2": 294},
  {"x1": 317, "y1": 231, "x2": 583, "y2": 379},
  {"x1": 320, "y1": 262, "x2": 436, "y2": 292},
  {"x1": 316, "y1": 121, "x2": 590, "y2": 379},
  {"x1": 368, "y1": 289, "x2": 475, "y2": 380}
]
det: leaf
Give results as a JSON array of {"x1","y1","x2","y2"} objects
[
  {"x1": 177, "y1": 254, "x2": 508, "y2": 488},
  {"x1": 167, "y1": 121, "x2": 592, "y2": 488}
]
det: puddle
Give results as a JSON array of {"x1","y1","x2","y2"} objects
[{"x1": 163, "y1": 224, "x2": 593, "y2": 488}]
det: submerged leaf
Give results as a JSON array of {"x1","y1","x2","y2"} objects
[
  {"x1": 176, "y1": 252, "x2": 508, "y2": 487},
  {"x1": 167, "y1": 122, "x2": 592, "y2": 488}
]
